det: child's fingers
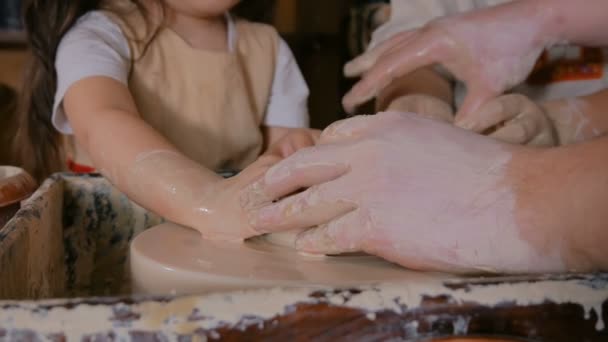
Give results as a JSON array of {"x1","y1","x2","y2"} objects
[
  {"x1": 262, "y1": 144, "x2": 284, "y2": 159},
  {"x1": 266, "y1": 130, "x2": 318, "y2": 159},
  {"x1": 280, "y1": 142, "x2": 297, "y2": 158}
]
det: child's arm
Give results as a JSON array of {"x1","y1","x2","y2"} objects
[{"x1": 64, "y1": 76, "x2": 274, "y2": 241}]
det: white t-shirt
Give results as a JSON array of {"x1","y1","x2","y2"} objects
[
  {"x1": 53, "y1": 11, "x2": 310, "y2": 134},
  {"x1": 371, "y1": 0, "x2": 608, "y2": 104}
]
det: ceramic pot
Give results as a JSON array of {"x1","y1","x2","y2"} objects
[{"x1": 0, "y1": 166, "x2": 36, "y2": 227}]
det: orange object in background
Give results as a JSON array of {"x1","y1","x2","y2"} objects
[
  {"x1": 66, "y1": 158, "x2": 96, "y2": 174},
  {"x1": 527, "y1": 47, "x2": 604, "y2": 85}
]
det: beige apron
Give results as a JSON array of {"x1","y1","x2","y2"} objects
[{"x1": 67, "y1": 3, "x2": 278, "y2": 172}]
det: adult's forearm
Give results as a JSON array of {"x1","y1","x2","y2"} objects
[
  {"x1": 513, "y1": 136, "x2": 608, "y2": 271},
  {"x1": 542, "y1": 90, "x2": 608, "y2": 145},
  {"x1": 538, "y1": 0, "x2": 608, "y2": 46}
]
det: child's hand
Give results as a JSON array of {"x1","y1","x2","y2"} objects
[
  {"x1": 192, "y1": 155, "x2": 279, "y2": 241},
  {"x1": 456, "y1": 94, "x2": 557, "y2": 147},
  {"x1": 385, "y1": 94, "x2": 454, "y2": 123},
  {"x1": 265, "y1": 128, "x2": 321, "y2": 158}
]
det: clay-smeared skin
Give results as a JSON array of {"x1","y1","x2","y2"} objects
[
  {"x1": 460, "y1": 94, "x2": 557, "y2": 147},
  {"x1": 247, "y1": 112, "x2": 566, "y2": 274},
  {"x1": 342, "y1": 0, "x2": 556, "y2": 119},
  {"x1": 542, "y1": 94, "x2": 608, "y2": 146},
  {"x1": 343, "y1": 0, "x2": 608, "y2": 122},
  {"x1": 265, "y1": 129, "x2": 322, "y2": 159},
  {"x1": 129, "y1": 151, "x2": 278, "y2": 241},
  {"x1": 510, "y1": 139, "x2": 608, "y2": 272},
  {"x1": 460, "y1": 94, "x2": 608, "y2": 148}
]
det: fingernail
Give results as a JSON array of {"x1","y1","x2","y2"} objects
[
  {"x1": 455, "y1": 119, "x2": 475, "y2": 130},
  {"x1": 343, "y1": 62, "x2": 356, "y2": 76},
  {"x1": 342, "y1": 97, "x2": 356, "y2": 115},
  {"x1": 343, "y1": 57, "x2": 367, "y2": 76}
]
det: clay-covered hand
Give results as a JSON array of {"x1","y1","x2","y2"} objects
[
  {"x1": 342, "y1": 1, "x2": 558, "y2": 120},
  {"x1": 245, "y1": 112, "x2": 566, "y2": 274},
  {"x1": 192, "y1": 155, "x2": 280, "y2": 241},
  {"x1": 460, "y1": 94, "x2": 557, "y2": 147},
  {"x1": 265, "y1": 129, "x2": 321, "y2": 158},
  {"x1": 537, "y1": 97, "x2": 607, "y2": 146},
  {"x1": 385, "y1": 94, "x2": 453, "y2": 123}
]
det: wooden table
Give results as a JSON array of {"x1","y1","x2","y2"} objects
[
  {"x1": 1, "y1": 274, "x2": 606, "y2": 341},
  {"x1": 0, "y1": 175, "x2": 606, "y2": 341}
]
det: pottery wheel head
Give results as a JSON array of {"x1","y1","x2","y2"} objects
[{"x1": 130, "y1": 223, "x2": 442, "y2": 295}]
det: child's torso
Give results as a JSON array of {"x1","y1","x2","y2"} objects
[{"x1": 69, "y1": 3, "x2": 279, "y2": 171}]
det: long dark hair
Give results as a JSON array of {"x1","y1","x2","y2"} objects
[
  {"x1": 14, "y1": 0, "x2": 275, "y2": 182},
  {"x1": 15, "y1": 1, "x2": 103, "y2": 182},
  {"x1": 14, "y1": 0, "x2": 165, "y2": 182}
]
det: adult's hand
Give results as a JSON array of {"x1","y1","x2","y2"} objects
[
  {"x1": 246, "y1": 112, "x2": 567, "y2": 274},
  {"x1": 464, "y1": 94, "x2": 557, "y2": 147},
  {"x1": 342, "y1": 0, "x2": 558, "y2": 122}
]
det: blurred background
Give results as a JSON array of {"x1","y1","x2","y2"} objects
[
  {"x1": 1, "y1": 0, "x2": 395, "y2": 164},
  {"x1": 0, "y1": 0, "x2": 395, "y2": 126}
]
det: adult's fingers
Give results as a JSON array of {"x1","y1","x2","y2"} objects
[
  {"x1": 241, "y1": 146, "x2": 350, "y2": 208},
  {"x1": 320, "y1": 112, "x2": 405, "y2": 144},
  {"x1": 239, "y1": 154, "x2": 281, "y2": 183},
  {"x1": 456, "y1": 94, "x2": 526, "y2": 132},
  {"x1": 453, "y1": 84, "x2": 500, "y2": 128},
  {"x1": 294, "y1": 210, "x2": 366, "y2": 255},
  {"x1": 319, "y1": 116, "x2": 374, "y2": 144},
  {"x1": 343, "y1": 30, "x2": 416, "y2": 78},
  {"x1": 237, "y1": 155, "x2": 284, "y2": 210},
  {"x1": 250, "y1": 182, "x2": 356, "y2": 233},
  {"x1": 342, "y1": 33, "x2": 440, "y2": 114}
]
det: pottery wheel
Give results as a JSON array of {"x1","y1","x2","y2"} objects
[{"x1": 130, "y1": 223, "x2": 433, "y2": 295}]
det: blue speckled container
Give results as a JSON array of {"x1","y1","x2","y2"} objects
[{"x1": 0, "y1": 173, "x2": 163, "y2": 299}]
